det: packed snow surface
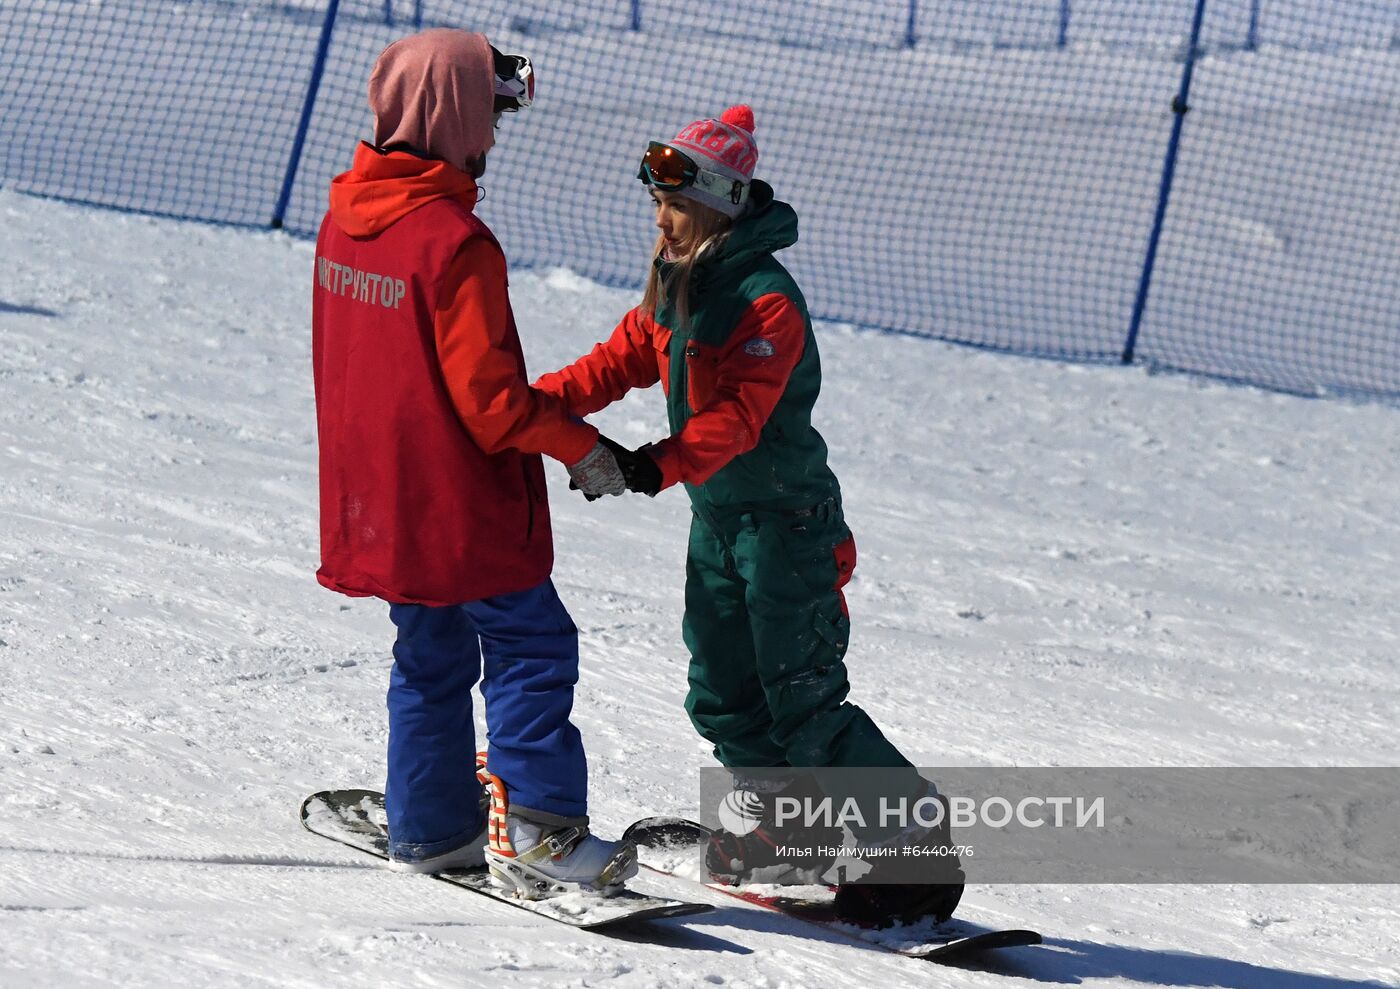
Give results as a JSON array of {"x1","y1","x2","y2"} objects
[{"x1": 1, "y1": 189, "x2": 1398, "y2": 987}]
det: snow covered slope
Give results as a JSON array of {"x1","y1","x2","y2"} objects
[{"x1": 1, "y1": 189, "x2": 1397, "y2": 987}]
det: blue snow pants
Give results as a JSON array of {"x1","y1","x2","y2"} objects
[{"x1": 384, "y1": 578, "x2": 587, "y2": 861}]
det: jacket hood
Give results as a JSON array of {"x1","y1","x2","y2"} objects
[
  {"x1": 705, "y1": 181, "x2": 797, "y2": 273},
  {"x1": 328, "y1": 142, "x2": 478, "y2": 237},
  {"x1": 368, "y1": 29, "x2": 496, "y2": 172}
]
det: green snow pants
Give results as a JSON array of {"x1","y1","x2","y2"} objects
[{"x1": 682, "y1": 497, "x2": 915, "y2": 770}]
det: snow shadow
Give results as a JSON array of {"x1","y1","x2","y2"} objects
[
  {"x1": 0, "y1": 300, "x2": 59, "y2": 317},
  {"x1": 1016, "y1": 937, "x2": 1395, "y2": 988},
  {"x1": 674, "y1": 907, "x2": 1393, "y2": 985},
  {"x1": 0, "y1": 843, "x2": 380, "y2": 872},
  {"x1": 604, "y1": 918, "x2": 752, "y2": 955},
  {"x1": 677, "y1": 903, "x2": 1032, "y2": 962}
]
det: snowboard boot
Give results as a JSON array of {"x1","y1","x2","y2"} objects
[
  {"x1": 478, "y1": 766, "x2": 637, "y2": 899},
  {"x1": 705, "y1": 776, "x2": 844, "y2": 886},
  {"x1": 833, "y1": 787, "x2": 965, "y2": 929},
  {"x1": 833, "y1": 879, "x2": 965, "y2": 928},
  {"x1": 488, "y1": 813, "x2": 639, "y2": 899},
  {"x1": 705, "y1": 820, "x2": 843, "y2": 886}
]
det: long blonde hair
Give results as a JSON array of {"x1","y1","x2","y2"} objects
[{"x1": 640, "y1": 200, "x2": 732, "y2": 331}]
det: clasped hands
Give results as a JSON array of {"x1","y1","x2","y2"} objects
[{"x1": 566, "y1": 435, "x2": 661, "y2": 500}]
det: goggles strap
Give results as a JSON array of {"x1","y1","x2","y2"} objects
[
  {"x1": 491, "y1": 50, "x2": 533, "y2": 111},
  {"x1": 691, "y1": 167, "x2": 749, "y2": 206}
]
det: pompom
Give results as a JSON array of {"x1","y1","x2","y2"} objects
[{"x1": 721, "y1": 104, "x2": 755, "y2": 133}]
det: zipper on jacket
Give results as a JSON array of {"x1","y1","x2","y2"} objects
[{"x1": 683, "y1": 344, "x2": 699, "y2": 415}]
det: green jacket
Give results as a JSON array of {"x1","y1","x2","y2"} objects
[{"x1": 653, "y1": 182, "x2": 840, "y2": 512}]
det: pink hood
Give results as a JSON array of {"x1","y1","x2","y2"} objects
[{"x1": 368, "y1": 29, "x2": 495, "y2": 171}]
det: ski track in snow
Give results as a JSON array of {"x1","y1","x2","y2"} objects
[{"x1": 1, "y1": 189, "x2": 1398, "y2": 987}]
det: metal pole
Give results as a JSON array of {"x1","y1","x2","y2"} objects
[
  {"x1": 1122, "y1": 0, "x2": 1208, "y2": 364},
  {"x1": 905, "y1": 0, "x2": 918, "y2": 49},
  {"x1": 1058, "y1": 0, "x2": 1070, "y2": 49},
  {"x1": 631, "y1": 0, "x2": 641, "y2": 32},
  {"x1": 1246, "y1": 0, "x2": 1260, "y2": 51},
  {"x1": 382, "y1": 0, "x2": 392, "y2": 27},
  {"x1": 413, "y1": 0, "x2": 423, "y2": 30},
  {"x1": 272, "y1": 0, "x2": 342, "y2": 230}
]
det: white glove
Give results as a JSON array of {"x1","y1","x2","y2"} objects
[{"x1": 567, "y1": 442, "x2": 626, "y2": 498}]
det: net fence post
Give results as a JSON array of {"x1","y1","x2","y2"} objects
[
  {"x1": 1058, "y1": 0, "x2": 1070, "y2": 49},
  {"x1": 1246, "y1": 0, "x2": 1260, "y2": 51},
  {"x1": 271, "y1": 0, "x2": 342, "y2": 230},
  {"x1": 1122, "y1": 0, "x2": 1208, "y2": 365},
  {"x1": 905, "y1": 0, "x2": 918, "y2": 49},
  {"x1": 631, "y1": 0, "x2": 642, "y2": 32}
]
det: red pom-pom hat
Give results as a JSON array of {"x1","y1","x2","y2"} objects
[{"x1": 661, "y1": 104, "x2": 759, "y2": 218}]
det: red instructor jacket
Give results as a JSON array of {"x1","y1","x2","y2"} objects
[{"x1": 312, "y1": 144, "x2": 596, "y2": 605}]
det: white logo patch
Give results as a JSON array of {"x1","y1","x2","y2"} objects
[{"x1": 743, "y1": 337, "x2": 776, "y2": 358}]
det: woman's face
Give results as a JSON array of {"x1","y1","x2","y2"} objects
[{"x1": 651, "y1": 189, "x2": 697, "y2": 256}]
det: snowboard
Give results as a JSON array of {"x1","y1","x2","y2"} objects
[
  {"x1": 623, "y1": 815, "x2": 1042, "y2": 961},
  {"x1": 300, "y1": 789, "x2": 712, "y2": 930}
]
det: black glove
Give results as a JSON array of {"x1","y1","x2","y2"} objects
[{"x1": 598, "y1": 435, "x2": 663, "y2": 497}]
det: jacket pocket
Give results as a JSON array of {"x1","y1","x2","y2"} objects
[
  {"x1": 685, "y1": 342, "x2": 720, "y2": 413},
  {"x1": 766, "y1": 515, "x2": 854, "y2": 608}
]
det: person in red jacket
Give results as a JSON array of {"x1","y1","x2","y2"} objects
[{"x1": 311, "y1": 28, "x2": 636, "y2": 896}]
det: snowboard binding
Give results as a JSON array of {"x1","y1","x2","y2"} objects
[
  {"x1": 477, "y1": 750, "x2": 638, "y2": 900},
  {"x1": 488, "y1": 834, "x2": 638, "y2": 900}
]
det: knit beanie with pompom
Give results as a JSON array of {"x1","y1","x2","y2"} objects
[{"x1": 664, "y1": 105, "x2": 758, "y2": 219}]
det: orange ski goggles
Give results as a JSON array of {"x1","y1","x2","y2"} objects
[{"x1": 638, "y1": 142, "x2": 749, "y2": 206}]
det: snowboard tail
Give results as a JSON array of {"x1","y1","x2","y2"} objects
[
  {"x1": 301, "y1": 789, "x2": 711, "y2": 930},
  {"x1": 622, "y1": 815, "x2": 1041, "y2": 961}
]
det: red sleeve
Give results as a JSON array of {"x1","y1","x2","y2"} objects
[
  {"x1": 435, "y1": 238, "x2": 599, "y2": 466},
  {"x1": 647, "y1": 293, "x2": 805, "y2": 490},
  {"x1": 532, "y1": 306, "x2": 662, "y2": 417}
]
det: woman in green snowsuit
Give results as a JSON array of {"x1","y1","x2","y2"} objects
[{"x1": 533, "y1": 105, "x2": 962, "y2": 924}]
